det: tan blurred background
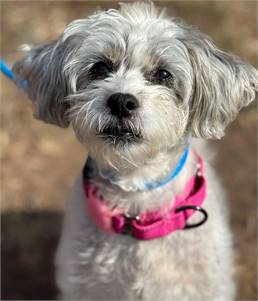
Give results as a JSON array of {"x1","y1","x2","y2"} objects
[{"x1": 1, "y1": 1, "x2": 257, "y2": 300}]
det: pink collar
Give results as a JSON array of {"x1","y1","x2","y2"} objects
[{"x1": 83, "y1": 153, "x2": 207, "y2": 240}]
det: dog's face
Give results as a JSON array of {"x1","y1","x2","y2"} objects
[{"x1": 13, "y1": 2, "x2": 258, "y2": 169}]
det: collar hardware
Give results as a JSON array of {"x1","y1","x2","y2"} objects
[
  {"x1": 115, "y1": 205, "x2": 208, "y2": 235},
  {"x1": 175, "y1": 205, "x2": 208, "y2": 229},
  {"x1": 118, "y1": 213, "x2": 141, "y2": 235}
]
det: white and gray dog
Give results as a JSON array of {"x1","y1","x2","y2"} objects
[{"x1": 13, "y1": 2, "x2": 257, "y2": 300}]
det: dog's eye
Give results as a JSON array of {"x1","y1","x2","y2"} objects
[
  {"x1": 90, "y1": 61, "x2": 113, "y2": 79},
  {"x1": 147, "y1": 68, "x2": 174, "y2": 86},
  {"x1": 155, "y1": 69, "x2": 173, "y2": 83}
]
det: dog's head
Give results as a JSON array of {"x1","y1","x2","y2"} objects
[{"x1": 13, "y1": 2, "x2": 258, "y2": 169}]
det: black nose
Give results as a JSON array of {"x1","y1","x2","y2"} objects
[{"x1": 106, "y1": 93, "x2": 139, "y2": 118}]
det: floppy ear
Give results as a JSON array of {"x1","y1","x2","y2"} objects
[
  {"x1": 180, "y1": 28, "x2": 258, "y2": 139},
  {"x1": 13, "y1": 40, "x2": 71, "y2": 127}
]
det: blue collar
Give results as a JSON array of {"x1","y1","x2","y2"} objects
[
  {"x1": 98, "y1": 145, "x2": 190, "y2": 191},
  {"x1": 144, "y1": 146, "x2": 189, "y2": 190}
]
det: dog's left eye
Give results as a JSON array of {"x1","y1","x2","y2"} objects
[
  {"x1": 90, "y1": 61, "x2": 113, "y2": 79},
  {"x1": 148, "y1": 69, "x2": 174, "y2": 86},
  {"x1": 155, "y1": 69, "x2": 173, "y2": 82}
]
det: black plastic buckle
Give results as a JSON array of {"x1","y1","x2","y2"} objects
[
  {"x1": 175, "y1": 205, "x2": 208, "y2": 229},
  {"x1": 121, "y1": 213, "x2": 140, "y2": 235}
]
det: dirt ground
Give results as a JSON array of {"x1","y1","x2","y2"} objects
[{"x1": 1, "y1": 1, "x2": 257, "y2": 300}]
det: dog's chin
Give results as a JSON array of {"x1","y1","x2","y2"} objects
[{"x1": 97, "y1": 124, "x2": 143, "y2": 147}]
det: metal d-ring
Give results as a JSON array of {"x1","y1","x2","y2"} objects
[{"x1": 175, "y1": 205, "x2": 208, "y2": 229}]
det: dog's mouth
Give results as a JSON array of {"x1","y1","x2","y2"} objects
[{"x1": 97, "y1": 124, "x2": 142, "y2": 144}]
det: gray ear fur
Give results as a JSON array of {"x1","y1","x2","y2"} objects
[
  {"x1": 180, "y1": 27, "x2": 258, "y2": 139},
  {"x1": 13, "y1": 41, "x2": 71, "y2": 127}
]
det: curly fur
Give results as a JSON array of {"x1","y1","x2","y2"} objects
[{"x1": 13, "y1": 1, "x2": 257, "y2": 300}]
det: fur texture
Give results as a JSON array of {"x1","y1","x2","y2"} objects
[{"x1": 13, "y1": 2, "x2": 258, "y2": 300}]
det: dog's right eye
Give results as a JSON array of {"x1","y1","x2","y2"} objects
[{"x1": 90, "y1": 61, "x2": 113, "y2": 79}]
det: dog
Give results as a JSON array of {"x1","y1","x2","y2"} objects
[{"x1": 13, "y1": 2, "x2": 257, "y2": 300}]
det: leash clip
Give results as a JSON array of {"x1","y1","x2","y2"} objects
[{"x1": 175, "y1": 205, "x2": 208, "y2": 229}]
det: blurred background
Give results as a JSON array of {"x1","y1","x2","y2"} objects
[{"x1": 1, "y1": 1, "x2": 257, "y2": 300}]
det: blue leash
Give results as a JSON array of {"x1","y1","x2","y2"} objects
[{"x1": 0, "y1": 58, "x2": 27, "y2": 89}]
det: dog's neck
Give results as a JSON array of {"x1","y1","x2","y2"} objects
[
  {"x1": 87, "y1": 143, "x2": 195, "y2": 193},
  {"x1": 84, "y1": 142, "x2": 199, "y2": 213}
]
